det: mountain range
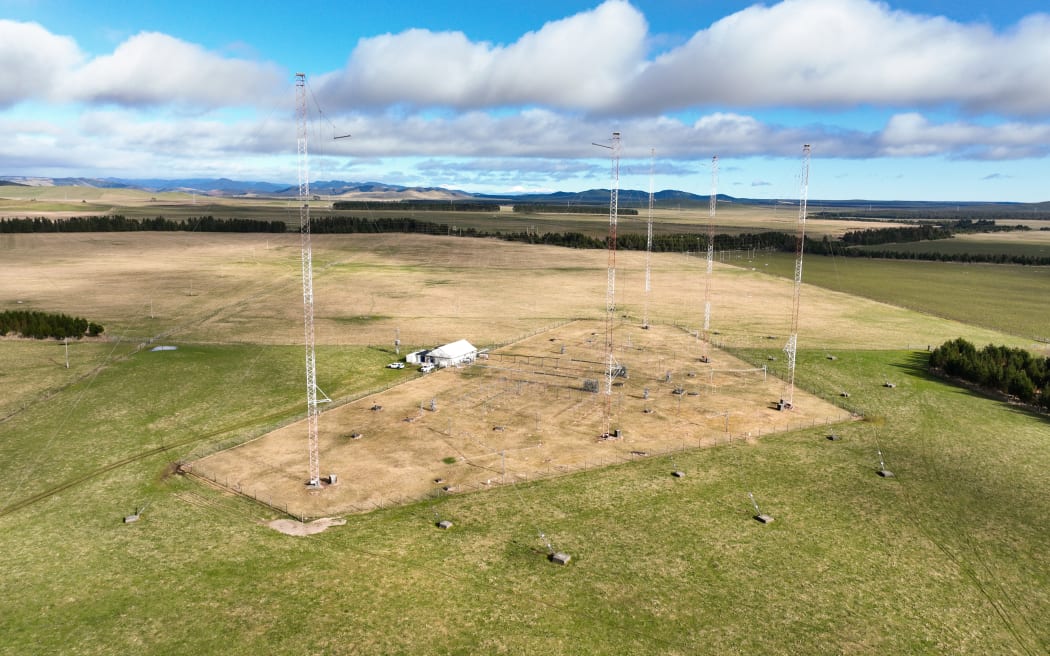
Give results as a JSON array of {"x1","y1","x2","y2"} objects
[{"x1": 1, "y1": 175, "x2": 1040, "y2": 211}]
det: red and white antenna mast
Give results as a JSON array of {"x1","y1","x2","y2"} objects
[
  {"x1": 642, "y1": 148, "x2": 654, "y2": 330},
  {"x1": 782, "y1": 144, "x2": 811, "y2": 410},
  {"x1": 701, "y1": 155, "x2": 717, "y2": 362},
  {"x1": 592, "y1": 131, "x2": 621, "y2": 438},
  {"x1": 297, "y1": 72, "x2": 322, "y2": 487}
]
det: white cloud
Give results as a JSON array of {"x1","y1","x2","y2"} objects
[
  {"x1": 318, "y1": 0, "x2": 647, "y2": 111},
  {"x1": 879, "y1": 113, "x2": 1050, "y2": 159},
  {"x1": 0, "y1": 110, "x2": 292, "y2": 178},
  {"x1": 8, "y1": 106, "x2": 1050, "y2": 183},
  {"x1": 59, "y1": 32, "x2": 285, "y2": 107},
  {"x1": 4, "y1": 0, "x2": 1050, "y2": 191},
  {"x1": 311, "y1": 0, "x2": 1050, "y2": 117},
  {"x1": 621, "y1": 0, "x2": 1050, "y2": 116},
  {"x1": 0, "y1": 20, "x2": 82, "y2": 107},
  {"x1": 5, "y1": 1, "x2": 1050, "y2": 122}
]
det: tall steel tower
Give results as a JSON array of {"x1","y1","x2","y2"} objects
[
  {"x1": 603, "y1": 131, "x2": 622, "y2": 436},
  {"x1": 592, "y1": 131, "x2": 621, "y2": 438},
  {"x1": 297, "y1": 72, "x2": 322, "y2": 487},
  {"x1": 701, "y1": 155, "x2": 718, "y2": 363},
  {"x1": 642, "y1": 148, "x2": 654, "y2": 330},
  {"x1": 782, "y1": 144, "x2": 811, "y2": 410}
]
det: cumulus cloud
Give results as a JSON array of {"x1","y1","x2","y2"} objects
[
  {"x1": 7, "y1": 102, "x2": 1050, "y2": 184},
  {"x1": 0, "y1": 20, "x2": 82, "y2": 107},
  {"x1": 268, "y1": 109, "x2": 1050, "y2": 163},
  {"x1": 622, "y1": 0, "x2": 1050, "y2": 116},
  {"x1": 60, "y1": 32, "x2": 284, "y2": 107},
  {"x1": 318, "y1": 0, "x2": 647, "y2": 111},
  {"x1": 6, "y1": 1, "x2": 1050, "y2": 121},
  {"x1": 5, "y1": 0, "x2": 1050, "y2": 187},
  {"x1": 0, "y1": 20, "x2": 284, "y2": 109},
  {"x1": 310, "y1": 0, "x2": 1050, "y2": 117},
  {"x1": 879, "y1": 113, "x2": 1050, "y2": 159},
  {"x1": 0, "y1": 109, "x2": 290, "y2": 178},
  {"x1": 304, "y1": 108, "x2": 872, "y2": 166}
]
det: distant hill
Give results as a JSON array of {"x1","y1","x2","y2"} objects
[{"x1": 0, "y1": 176, "x2": 1045, "y2": 216}]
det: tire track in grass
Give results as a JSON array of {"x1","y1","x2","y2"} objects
[
  {"x1": 1, "y1": 248, "x2": 307, "y2": 517},
  {"x1": 0, "y1": 405, "x2": 299, "y2": 519},
  {"x1": 893, "y1": 410, "x2": 1040, "y2": 656},
  {"x1": 304, "y1": 508, "x2": 685, "y2": 653},
  {"x1": 959, "y1": 528, "x2": 1048, "y2": 654}
]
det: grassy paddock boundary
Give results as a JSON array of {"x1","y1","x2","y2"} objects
[
  {"x1": 188, "y1": 410, "x2": 855, "y2": 521},
  {"x1": 181, "y1": 318, "x2": 589, "y2": 466}
]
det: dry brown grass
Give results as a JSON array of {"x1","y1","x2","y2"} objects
[
  {"x1": 1, "y1": 230, "x2": 1017, "y2": 361},
  {"x1": 0, "y1": 186, "x2": 905, "y2": 237},
  {"x1": 194, "y1": 319, "x2": 853, "y2": 517},
  {"x1": 1, "y1": 230, "x2": 1018, "y2": 510},
  {"x1": 952, "y1": 230, "x2": 1050, "y2": 245}
]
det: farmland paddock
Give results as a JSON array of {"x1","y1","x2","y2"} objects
[{"x1": 193, "y1": 320, "x2": 853, "y2": 518}]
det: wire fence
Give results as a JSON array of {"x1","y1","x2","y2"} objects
[
  {"x1": 184, "y1": 320, "x2": 588, "y2": 465},
  {"x1": 183, "y1": 315, "x2": 865, "y2": 520},
  {"x1": 187, "y1": 411, "x2": 853, "y2": 522},
  {"x1": 477, "y1": 317, "x2": 583, "y2": 352}
]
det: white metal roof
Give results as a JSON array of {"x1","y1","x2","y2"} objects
[{"x1": 430, "y1": 339, "x2": 477, "y2": 360}]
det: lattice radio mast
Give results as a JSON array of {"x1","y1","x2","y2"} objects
[
  {"x1": 701, "y1": 155, "x2": 718, "y2": 363},
  {"x1": 297, "y1": 72, "x2": 322, "y2": 488},
  {"x1": 782, "y1": 144, "x2": 811, "y2": 410},
  {"x1": 642, "y1": 148, "x2": 654, "y2": 330},
  {"x1": 592, "y1": 131, "x2": 621, "y2": 438}
]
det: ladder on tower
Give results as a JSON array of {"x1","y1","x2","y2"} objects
[
  {"x1": 297, "y1": 72, "x2": 323, "y2": 488},
  {"x1": 781, "y1": 144, "x2": 811, "y2": 410}
]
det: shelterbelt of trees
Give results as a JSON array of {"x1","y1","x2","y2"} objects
[
  {"x1": 0, "y1": 310, "x2": 103, "y2": 340},
  {"x1": 511, "y1": 204, "x2": 639, "y2": 215},
  {"x1": 929, "y1": 338, "x2": 1050, "y2": 410},
  {"x1": 3, "y1": 215, "x2": 1044, "y2": 264},
  {"x1": 0, "y1": 216, "x2": 285, "y2": 233}
]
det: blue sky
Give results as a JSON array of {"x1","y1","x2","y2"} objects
[{"x1": 2, "y1": 0, "x2": 1049, "y2": 201}]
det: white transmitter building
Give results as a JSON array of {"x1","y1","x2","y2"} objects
[{"x1": 406, "y1": 339, "x2": 478, "y2": 369}]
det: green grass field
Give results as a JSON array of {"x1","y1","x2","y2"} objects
[
  {"x1": 0, "y1": 220, "x2": 1048, "y2": 654},
  {"x1": 1, "y1": 184, "x2": 897, "y2": 238},
  {"x1": 853, "y1": 232, "x2": 1050, "y2": 258},
  {"x1": 0, "y1": 347, "x2": 1047, "y2": 654},
  {"x1": 752, "y1": 251, "x2": 1050, "y2": 341}
]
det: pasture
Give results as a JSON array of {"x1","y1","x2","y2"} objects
[
  {"x1": 752, "y1": 250, "x2": 1050, "y2": 342},
  {"x1": 852, "y1": 230, "x2": 1050, "y2": 258},
  {"x1": 195, "y1": 320, "x2": 851, "y2": 518},
  {"x1": 0, "y1": 224, "x2": 1047, "y2": 654},
  {"x1": 0, "y1": 184, "x2": 903, "y2": 238}
]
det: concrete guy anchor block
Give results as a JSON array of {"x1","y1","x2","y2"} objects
[{"x1": 549, "y1": 552, "x2": 571, "y2": 565}]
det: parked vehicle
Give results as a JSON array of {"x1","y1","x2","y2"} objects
[
  {"x1": 419, "y1": 363, "x2": 435, "y2": 373},
  {"x1": 387, "y1": 362, "x2": 405, "y2": 369}
]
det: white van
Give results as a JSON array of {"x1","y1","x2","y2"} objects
[{"x1": 419, "y1": 363, "x2": 435, "y2": 373}]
